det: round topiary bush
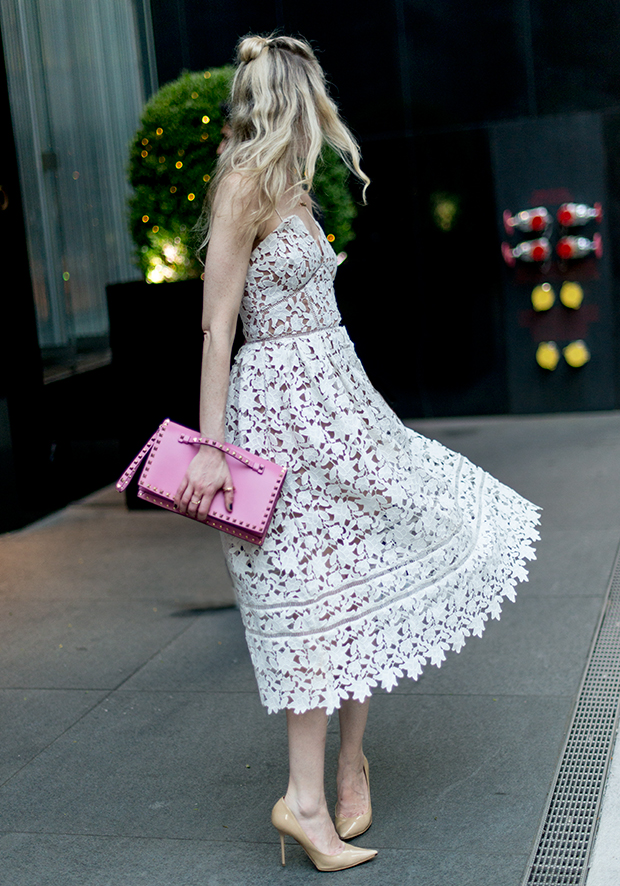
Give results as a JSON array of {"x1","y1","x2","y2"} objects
[{"x1": 128, "y1": 66, "x2": 359, "y2": 283}]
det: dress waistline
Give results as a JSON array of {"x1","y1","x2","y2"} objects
[{"x1": 245, "y1": 323, "x2": 343, "y2": 345}]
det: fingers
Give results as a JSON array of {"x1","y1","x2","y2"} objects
[
  {"x1": 176, "y1": 485, "x2": 200, "y2": 517},
  {"x1": 187, "y1": 491, "x2": 205, "y2": 519},
  {"x1": 195, "y1": 482, "x2": 233, "y2": 520},
  {"x1": 196, "y1": 493, "x2": 212, "y2": 522},
  {"x1": 175, "y1": 469, "x2": 234, "y2": 521},
  {"x1": 177, "y1": 484, "x2": 233, "y2": 520},
  {"x1": 176, "y1": 480, "x2": 208, "y2": 517},
  {"x1": 174, "y1": 477, "x2": 189, "y2": 511},
  {"x1": 222, "y1": 484, "x2": 235, "y2": 513}
]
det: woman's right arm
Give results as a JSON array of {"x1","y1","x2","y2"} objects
[{"x1": 175, "y1": 176, "x2": 257, "y2": 520}]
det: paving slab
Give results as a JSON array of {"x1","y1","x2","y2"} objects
[
  {"x1": 0, "y1": 599, "x2": 196, "y2": 689},
  {"x1": 356, "y1": 693, "x2": 573, "y2": 854},
  {"x1": 0, "y1": 486, "x2": 235, "y2": 607},
  {"x1": 0, "y1": 833, "x2": 528, "y2": 886},
  {"x1": 0, "y1": 689, "x2": 282, "y2": 841},
  {"x1": 0, "y1": 686, "x2": 569, "y2": 856},
  {"x1": 121, "y1": 608, "x2": 257, "y2": 694},
  {"x1": 523, "y1": 529, "x2": 620, "y2": 598},
  {"x1": 0, "y1": 689, "x2": 107, "y2": 784}
]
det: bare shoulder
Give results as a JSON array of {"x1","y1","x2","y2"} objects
[
  {"x1": 206, "y1": 173, "x2": 258, "y2": 265},
  {"x1": 212, "y1": 173, "x2": 259, "y2": 228}
]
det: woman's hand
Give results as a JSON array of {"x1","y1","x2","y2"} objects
[{"x1": 174, "y1": 446, "x2": 234, "y2": 520}]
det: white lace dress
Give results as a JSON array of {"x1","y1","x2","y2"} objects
[{"x1": 222, "y1": 213, "x2": 540, "y2": 715}]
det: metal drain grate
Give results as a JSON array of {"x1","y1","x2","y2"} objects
[{"x1": 523, "y1": 540, "x2": 620, "y2": 886}]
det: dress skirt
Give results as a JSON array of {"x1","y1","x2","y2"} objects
[{"x1": 221, "y1": 323, "x2": 540, "y2": 716}]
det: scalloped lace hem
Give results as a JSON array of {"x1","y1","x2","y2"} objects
[{"x1": 242, "y1": 497, "x2": 540, "y2": 716}]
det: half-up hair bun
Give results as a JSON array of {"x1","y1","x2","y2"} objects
[
  {"x1": 268, "y1": 35, "x2": 316, "y2": 62},
  {"x1": 197, "y1": 32, "x2": 369, "y2": 251},
  {"x1": 237, "y1": 35, "x2": 269, "y2": 63}
]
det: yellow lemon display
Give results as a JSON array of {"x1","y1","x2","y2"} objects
[
  {"x1": 560, "y1": 281, "x2": 584, "y2": 309},
  {"x1": 536, "y1": 341, "x2": 560, "y2": 370},
  {"x1": 563, "y1": 340, "x2": 590, "y2": 367},
  {"x1": 531, "y1": 283, "x2": 555, "y2": 311}
]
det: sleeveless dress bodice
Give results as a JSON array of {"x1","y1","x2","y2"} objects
[
  {"x1": 221, "y1": 215, "x2": 540, "y2": 716},
  {"x1": 240, "y1": 213, "x2": 340, "y2": 343}
]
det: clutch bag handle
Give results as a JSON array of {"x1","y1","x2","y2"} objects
[
  {"x1": 178, "y1": 434, "x2": 265, "y2": 474},
  {"x1": 116, "y1": 420, "x2": 266, "y2": 494},
  {"x1": 116, "y1": 425, "x2": 163, "y2": 492}
]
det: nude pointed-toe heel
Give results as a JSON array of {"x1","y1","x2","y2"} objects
[
  {"x1": 335, "y1": 755, "x2": 372, "y2": 839},
  {"x1": 271, "y1": 797, "x2": 377, "y2": 871}
]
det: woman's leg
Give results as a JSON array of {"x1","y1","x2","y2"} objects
[
  {"x1": 284, "y1": 707, "x2": 345, "y2": 855},
  {"x1": 336, "y1": 697, "x2": 370, "y2": 817}
]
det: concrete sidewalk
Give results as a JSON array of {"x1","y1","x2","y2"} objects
[{"x1": 2, "y1": 411, "x2": 620, "y2": 885}]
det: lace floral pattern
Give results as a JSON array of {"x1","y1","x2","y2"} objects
[{"x1": 222, "y1": 214, "x2": 541, "y2": 715}]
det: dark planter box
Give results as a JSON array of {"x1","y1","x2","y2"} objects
[{"x1": 107, "y1": 278, "x2": 204, "y2": 508}]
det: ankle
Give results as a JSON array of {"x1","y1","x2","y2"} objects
[
  {"x1": 284, "y1": 789, "x2": 327, "y2": 820},
  {"x1": 338, "y1": 749, "x2": 364, "y2": 771}
]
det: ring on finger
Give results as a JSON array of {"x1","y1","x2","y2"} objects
[
  {"x1": 222, "y1": 486, "x2": 235, "y2": 492},
  {"x1": 190, "y1": 498, "x2": 201, "y2": 504}
]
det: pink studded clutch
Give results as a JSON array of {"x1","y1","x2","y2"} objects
[{"x1": 116, "y1": 418, "x2": 287, "y2": 545}]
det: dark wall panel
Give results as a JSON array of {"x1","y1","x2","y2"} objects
[
  {"x1": 491, "y1": 113, "x2": 614, "y2": 413},
  {"x1": 533, "y1": 0, "x2": 620, "y2": 115},
  {"x1": 401, "y1": 0, "x2": 531, "y2": 127},
  {"x1": 397, "y1": 128, "x2": 507, "y2": 417},
  {"x1": 151, "y1": 0, "x2": 402, "y2": 139}
]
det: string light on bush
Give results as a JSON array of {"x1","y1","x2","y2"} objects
[
  {"x1": 163, "y1": 242, "x2": 180, "y2": 262},
  {"x1": 202, "y1": 115, "x2": 210, "y2": 124},
  {"x1": 187, "y1": 193, "x2": 195, "y2": 201}
]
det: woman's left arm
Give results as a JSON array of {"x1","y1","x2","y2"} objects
[{"x1": 175, "y1": 178, "x2": 256, "y2": 519}]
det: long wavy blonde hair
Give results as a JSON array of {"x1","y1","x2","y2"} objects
[{"x1": 198, "y1": 34, "x2": 369, "y2": 247}]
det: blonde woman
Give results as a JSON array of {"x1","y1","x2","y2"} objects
[{"x1": 175, "y1": 35, "x2": 540, "y2": 872}]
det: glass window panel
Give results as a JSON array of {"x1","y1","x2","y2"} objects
[{"x1": 0, "y1": 0, "x2": 153, "y2": 362}]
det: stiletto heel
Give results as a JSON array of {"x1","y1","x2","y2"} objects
[
  {"x1": 271, "y1": 797, "x2": 377, "y2": 871},
  {"x1": 279, "y1": 831, "x2": 286, "y2": 866},
  {"x1": 335, "y1": 755, "x2": 372, "y2": 839}
]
